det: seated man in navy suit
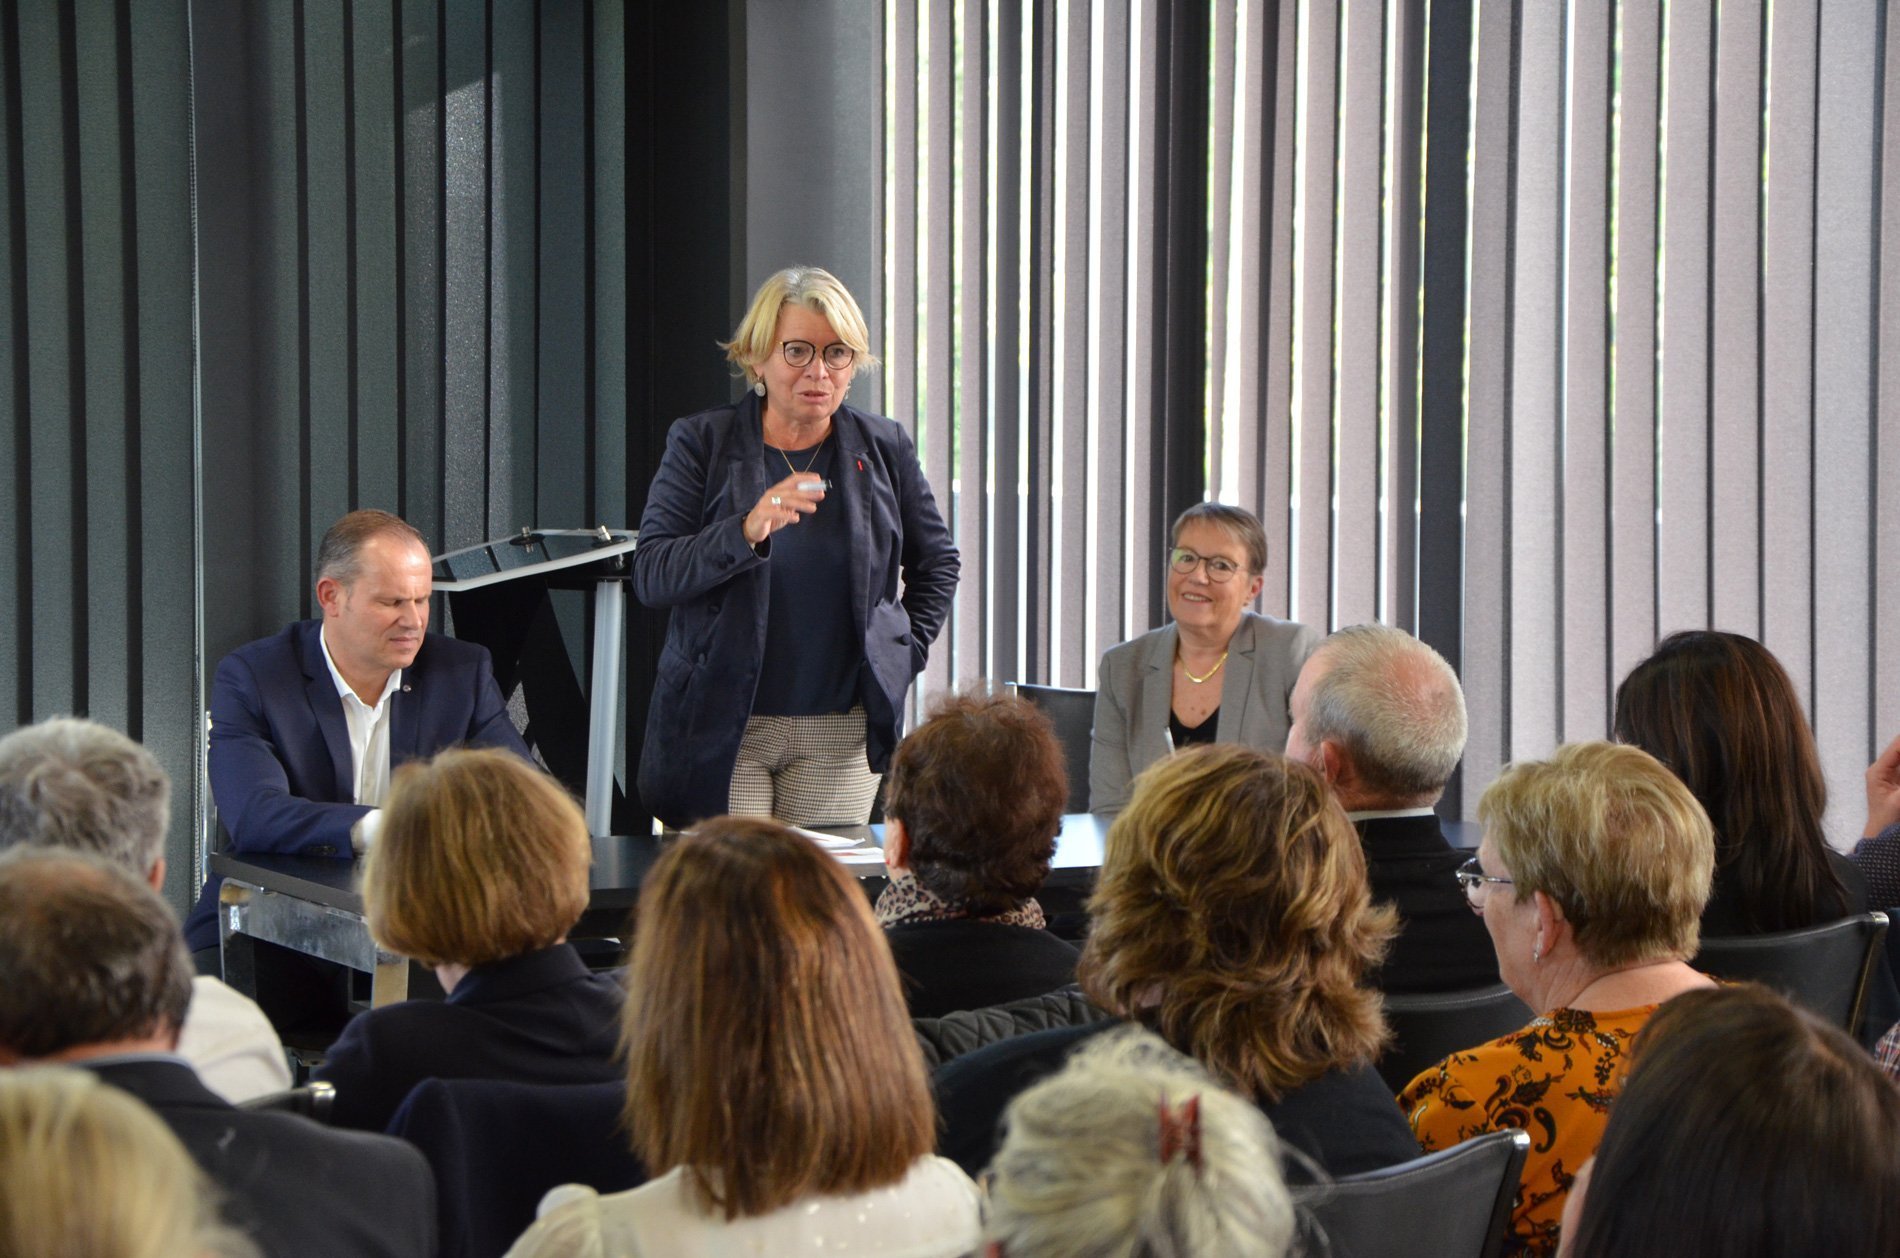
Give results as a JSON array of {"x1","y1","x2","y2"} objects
[
  {"x1": 0, "y1": 848, "x2": 437, "y2": 1258},
  {"x1": 1283, "y1": 623, "x2": 1497, "y2": 994},
  {"x1": 184, "y1": 510, "x2": 532, "y2": 1009}
]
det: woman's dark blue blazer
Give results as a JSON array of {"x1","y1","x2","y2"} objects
[{"x1": 632, "y1": 392, "x2": 959, "y2": 828}]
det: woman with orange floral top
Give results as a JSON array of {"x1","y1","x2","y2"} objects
[{"x1": 1398, "y1": 742, "x2": 1717, "y2": 1258}]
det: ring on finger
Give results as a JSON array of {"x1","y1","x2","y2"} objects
[{"x1": 770, "y1": 495, "x2": 782, "y2": 506}]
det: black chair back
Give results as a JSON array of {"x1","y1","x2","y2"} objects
[
  {"x1": 1012, "y1": 683, "x2": 1095, "y2": 814},
  {"x1": 1378, "y1": 984, "x2": 1534, "y2": 1093},
  {"x1": 1293, "y1": 1128, "x2": 1530, "y2": 1258},
  {"x1": 238, "y1": 1080, "x2": 336, "y2": 1123},
  {"x1": 1693, "y1": 911, "x2": 1890, "y2": 1033},
  {"x1": 387, "y1": 1077, "x2": 645, "y2": 1258}
]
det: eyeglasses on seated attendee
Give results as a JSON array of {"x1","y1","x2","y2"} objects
[
  {"x1": 1558, "y1": 984, "x2": 1900, "y2": 1258},
  {"x1": 1401, "y1": 741, "x2": 1717, "y2": 1258},
  {"x1": 504, "y1": 817, "x2": 980, "y2": 1258},
  {"x1": 980, "y1": 1025, "x2": 1295, "y2": 1258}
]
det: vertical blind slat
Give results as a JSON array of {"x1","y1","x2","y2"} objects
[
  {"x1": 1876, "y1": 7, "x2": 1900, "y2": 756},
  {"x1": 1656, "y1": 0, "x2": 1714, "y2": 639},
  {"x1": 399, "y1": 0, "x2": 443, "y2": 541},
  {"x1": 1562, "y1": 0, "x2": 1612, "y2": 742},
  {"x1": 955, "y1": 0, "x2": 987, "y2": 684},
  {"x1": 0, "y1": 2, "x2": 24, "y2": 723},
  {"x1": 1292, "y1": 0, "x2": 1338, "y2": 628},
  {"x1": 352, "y1": 0, "x2": 401, "y2": 513},
  {"x1": 1384, "y1": 0, "x2": 1424, "y2": 633},
  {"x1": 1056, "y1": 0, "x2": 1090, "y2": 684},
  {"x1": 1088, "y1": 0, "x2": 1130, "y2": 660},
  {"x1": 440, "y1": 0, "x2": 488, "y2": 549},
  {"x1": 990, "y1": 0, "x2": 1023, "y2": 684},
  {"x1": 1333, "y1": 0, "x2": 1382, "y2": 630},
  {"x1": 1254, "y1": 0, "x2": 1293, "y2": 620},
  {"x1": 303, "y1": 2, "x2": 352, "y2": 532},
  {"x1": 1811, "y1": 0, "x2": 1881, "y2": 840},
  {"x1": 1124, "y1": 0, "x2": 1163, "y2": 643},
  {"x1": 1206, "y1": 0, "x2": 1237, "y2": 494},
  {"x1": 1708, "y1": 0, "x2": 1763, "y2": 634},
  {"x1": 1508, "y1": 0, "x2": 1563, "y2": 758},
  {"x1": 1610, "y1": 0, "x2": 1662, "y2": 688},
  {"x1": 1759, "y1": 0, "x2": 1818, "y2": 703},
  {"x1": 1459, "y1": 0, "x2": 1515, "y2": 808}
]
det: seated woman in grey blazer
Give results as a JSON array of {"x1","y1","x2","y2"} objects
[{"x1": 1089, "y1": 503, "x2": 1319, "y2": 815}]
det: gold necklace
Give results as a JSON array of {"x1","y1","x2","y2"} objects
[
  {"x1": 770, "y1": 424, "x2": 828, "y2": 476},
  {"x1": 1178, "y1": 649, "x2": 1229, "y2": 685}
]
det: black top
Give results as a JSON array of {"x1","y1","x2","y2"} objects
[
  {"x1": 314, "y1": 943, "x2": 624, "y2": 1132},
  {"x1": 1355, "y1": 813, "x2": 1501, "y2": 995},
  {"x1": 1700, "y1": 847, "x2": 1869, "y2": 937},
  {"x1": 883, "y1": 919, "x2": 1082, "y2": 1019},
  {"x1": 87, "y1": 1058, "x2": 437, "y2": 1258},
  {"x1": 753, "y1": 437, "x2": 859, "y2": 716},
  {"x1": 1167, "y1": 706, "x2": 1220, "y2": 749},
  {"x1": 932, "y1": 1020, "x2": 1419, "y2": 1178}
]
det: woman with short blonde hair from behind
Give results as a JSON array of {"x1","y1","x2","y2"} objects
[
  {"x1": 506, "y1": 817, "x2": 980, "y2": 1256},
  {"x1": 0, "y1": 1066, "x2": 256, "y2": 1258},
  {"x1": 314, "y1": 748, "x2": 622, "y2": 1132},
  {"x1": 983, "y1": 1026, "x2": 1296, "y2": 1258},
  {"x1": 1401, "y1": 741, "x2": 1718, "y2": 1258}
]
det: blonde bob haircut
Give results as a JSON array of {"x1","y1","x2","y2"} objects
[
  {"x1": 1478, "y1": 740, "x2": 1715, "y2": 970},
  {"x1": 1079, "y1": 744, "x2": 1396, "y2": 1102},
  {"x1": 363, "y1": 748, "x2": 591, "y2": 968},
  {"x1": 721, "y1": 265, "x2": 882, "y2": 385},
  {"x1": 622, "y1": 816, "x2": 934, "y2": 1221},
  {"x1": 0, "y1": 1067, "x2": 256, "y2": 1258}
]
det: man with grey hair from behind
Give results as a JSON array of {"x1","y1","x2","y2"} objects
[
  {"x1": 1284, "y1": 624, "x2": 1497, "y2": 993},
  {"x1": 0, "y1": 717, "x2": 290, "y2": 1101},
  {"x1": 981, "y1": 1026, "x2": 1296, "y2": 1258}
]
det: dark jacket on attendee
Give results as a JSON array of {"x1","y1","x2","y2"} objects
[
  {"x1": 885, "y1": 919, "x2": 1082, "y2": 1019},
  {"x1": 932, "y1": 1020, "x2": 1419, "y2": 1179},
  {"x1": 315, "y1": 943, "x2": 624, "y2": 1132},
  {"x1": 1355, "y1": 813, "x2": 1500, "y2": 995},
  {"x1": 911, "y1": 984, "x2": 1110, "y2": 1070},
  {"x1": 86, "y1": 1056, "x2": 436, "y2": 1258}
]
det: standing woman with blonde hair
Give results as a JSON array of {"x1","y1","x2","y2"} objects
[
  {"x1": 0, "y1": 1067, "x2": 257, "y2": 1258},
  {"x1": 506, "y1": 817, "x2": 980, "y2": 1256},
  {"x1": 632, "y1": 266, "x2": 960, "y2": 829}
]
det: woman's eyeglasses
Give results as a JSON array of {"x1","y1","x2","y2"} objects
[
  {"x1": 779, "y1": 340, "x2": 856, "y2": 371},
  {"x1": 1169, "y1": 548, "x2": 1243, "y2": 583}
]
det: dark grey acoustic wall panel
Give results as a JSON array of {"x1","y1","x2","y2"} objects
[{"x1": 0, "y1": 0, "x2": 198, "y2": 910}]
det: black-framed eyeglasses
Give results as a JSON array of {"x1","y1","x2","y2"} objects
[
  {"x1": 779, "y1": 340, "x2": 856, "y2": 371},
  {"x1": 1169, "y1": 547, "x2": 1244, "y2": 583},
  {"x1": 1455, "y1": 857, "x2": 1513, "y2": 910}
]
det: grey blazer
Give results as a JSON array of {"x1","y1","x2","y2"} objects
[{"x1": 1089, "y1": 611, "x2": 1321, "y2": 815}]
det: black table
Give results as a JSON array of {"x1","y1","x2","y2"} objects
[{"x1": 211, "y1": 814, "x2": 1109, "y2": 1008}]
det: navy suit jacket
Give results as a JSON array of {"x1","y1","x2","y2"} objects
[
  {"x1": 1355, "y1": 812, "x2": 1501, "y2": 995},
  {"x1": 632, "y1": 394, "x2": 959, "y2": 827},
  {"x1": 86, "y1": 1057, "x2": 437, "y2": 1258},
  {"x1": 186, "y1": 619, "x2": 530, "y2": 950},
  {"x1": 315, "y1": 943, "x2": 624, "y2": 1133}
]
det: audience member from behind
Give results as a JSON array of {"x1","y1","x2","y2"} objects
[
  {"x1": 505, "y1": 818, "x2": 979, "y2": 1257},
  {"x1": 1559, "y1": 985, "x2": 1900, "y2": 1258},
  {"x1": 981, "y1": 1026, "x2": 1295, "y2": 1258},
  {"x1": 0, "y1": 717, "x2": 289, "y2": 1102},
  {"x1": 315, "y1": 748, "x2": 622, "y2": 1131},
  {"x1": 1401, "y1": 742, "x2": 1716, "y2": 1258},
  {"x1": 0, "y1": 848, "x2": 437, "y2": 1258},
  {"x1": 1613, "y1": 630, "x2": 1865, "y2": 933},
  {"x1": 877, "y1": 692, "x2": 1079, "y2": 1016},
  {"x1": 1847, "y1": 730, "x2": 1900, "y2": 904},
  {"x1": 936, "y1": 744, "x2": 1417, "y2": 1179},
  {"x1": 0, "y1": 1067, "x2": 258, "y2": 1258},
  {"x1": 1283, "y1": 623, "x2": 1496, "y2": 992}
]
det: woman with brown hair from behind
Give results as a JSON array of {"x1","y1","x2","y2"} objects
[{"x1": 505, "y1": 817, "x2": 980, "y2": 1256}]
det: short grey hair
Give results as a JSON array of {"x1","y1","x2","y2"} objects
[
  {"x1": 0, "y1": 848, "x2": 193, "y2": 1058},
  {"x1": 1306, "y1": 623, "x2": 1467, "y2": 801},
  {"x1": 314, "y1": 509, "x2": 428, "y2": 586},
  {"x1": 0, "y1": 718, "x2": 170, "y2": 874},
  {"x1": 984, "y1": 1027, "x2": 1296, "y2": 1258}
]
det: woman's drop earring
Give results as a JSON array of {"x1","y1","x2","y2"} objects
[{"x1": 753, "y1": 379, "x2": 766, "y2": 397}]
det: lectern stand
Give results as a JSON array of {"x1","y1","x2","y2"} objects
[{"x1": 432, "y1": 527, "x2": 637, "y2": 836}]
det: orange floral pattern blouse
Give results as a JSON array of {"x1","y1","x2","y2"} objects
[{"x1": 1397, "y1": 1004, "x2": 1657, "y2": 1258}]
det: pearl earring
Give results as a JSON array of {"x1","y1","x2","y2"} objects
[
  {"x1": 1532, "y1": 943, "x2": 1542, "y2": 964},
  {"x1": 753, "y1": 379, "x2": 766, "y2": 397}
]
